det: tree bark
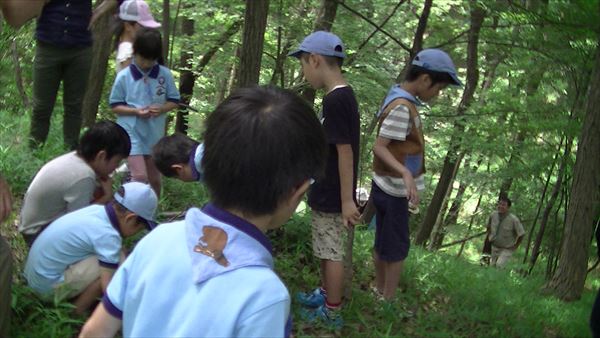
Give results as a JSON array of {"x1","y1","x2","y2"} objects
[
  {"x1": 81, "y1": 0, "x2": 114, "y2": 128},
  {"x1": 547, "y1": 29, "x2": 600, "y2": 300},
  {"x1": 395, "y1": 0, "x2": 432, "y2": 82},
  {"x1": 11, "y1": 39, "x2": 29, "y2": 109},
  {"x1": 415, "y1": 1, "x2": 485, "y2": 246},
  {"x1": 162, "y1": 0, "x2": 170, "y2": 64},
  {"x1": 236, "y1": 0, "x2": 269, "y2": 88},
  {"x1": 301, "y1": 0, "x2": 338, "y2": 104},
  {"x1": 174, "y1": 13, "x2": 194, "y2": 134}
]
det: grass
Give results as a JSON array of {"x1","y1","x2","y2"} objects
[{"x1": 0, "y1": 108, "x2": 597, "y2": 337}]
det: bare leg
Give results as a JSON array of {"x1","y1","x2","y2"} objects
[
  {"x1": 373, "y1": 250, "x2": 385, "y2": 293},
  {"x1": 320, "y1": 259, "x2": 327, "y2": 290},
  {"x1": 73, "y1": 279, "x2": 102, "y2": 315},
  {"x1": 323, "y1": 260, "x2": 344, "y2": 305},
  {"x1": 144, "y1": 156, "x2": 162, "y2": 198},
  {"x1": 382, "y1": 260, "x2": 404, "y2": 300}
]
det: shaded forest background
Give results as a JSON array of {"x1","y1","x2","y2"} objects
[{"x1": 0, "y1": 0, "x2": 599, "y2": 336}]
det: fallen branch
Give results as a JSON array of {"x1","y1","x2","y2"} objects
[{"x1": 439, "y1": 231, "x2": 486, "y2": 249}]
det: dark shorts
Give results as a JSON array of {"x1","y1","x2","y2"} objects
[{"x1": 372, "y1": 181, "x2": 410, "y2": 262}]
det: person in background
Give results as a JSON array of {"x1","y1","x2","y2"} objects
[
  {"x1": 486, "y1": 196, "x2": 525, "y2": 268},
  {"x1": 0, "y1": 174, "x2": 13, "y2": 337},
  {"x1": 29, "y1": 0, "x2": 121, "y2": 149},
  {"x1": 113, "y1": 0, "x2": 161, "y2": 74}
]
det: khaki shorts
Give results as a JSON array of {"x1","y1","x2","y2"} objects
[
  {"x1": 54, "y1": 256, "x2": 100, "y2": 301},
  {"x1": 311, "y1": 210, "x2": 348, "y2": 261}
]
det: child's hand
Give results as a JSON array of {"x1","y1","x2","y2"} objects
[
  {"x1": 93, "y1": 177, "x2": 113, "y2": 204},
  {"x1": 137, "y1": 107, "x2": 152, "y2": 119},
  {"x1": 148, "y1": 105, "x2": 163, "y2": 117},
  {"x1": 401, "y1": 170, "x2": 419, "y2": 206},
  {"x1": 342, "y1": 200, "x2": 360, "y2": 228}
]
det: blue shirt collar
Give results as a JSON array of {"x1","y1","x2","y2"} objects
[
  {"x1": 189, "y1": 145, "x2": 201, "y2": 181},
  {"x1": 105, "y1": 202, "x2": 123, "y2": 237},
  {"x1": 201, "y1": 203, "x2": 273, "y2": 255},
  {"x1": 129, "y1": 61, "x2": 160, "y2": 81}
]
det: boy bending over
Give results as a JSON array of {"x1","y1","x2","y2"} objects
[{"x1": 153, "y1": 133, "x2": 205, "y2": 182}]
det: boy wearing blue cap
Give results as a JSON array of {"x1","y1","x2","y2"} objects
[
  {"x1": 24, "y1": 182, "x2": 158, "y2": 315},
  {"x1": 152, "y1": 133, "x2": 205, "y2": 182},
  {"x1": 371, "y1": 49, "x2": 461, "y2": 301},
  {"x1": 109, "y1": 27, "x2": 180, "y2": 195},
  {"x1": 289, "y1": 31, "x2": 360, "y2": 328},
  {"x1": 80, "y1": 86, "x2": 327, "y2": 338}
]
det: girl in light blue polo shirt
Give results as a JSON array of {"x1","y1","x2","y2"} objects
[{"x1": 109, "y1": 27, "x2": 180, "y2": 196}]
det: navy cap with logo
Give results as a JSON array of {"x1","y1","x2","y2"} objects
[
  {"x1": 288, "y1": 31, "x2": 346, "y2": 59},
  {"x1": 411, "y1": 49, "x2": 462, "y2": 86},
  {"x1": 114, "y1": 182, "x2": 159, "y2": 230}
]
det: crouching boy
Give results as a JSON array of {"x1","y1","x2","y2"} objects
[
  {"x1": 152, "y1": 133, "x2": 205, "y2": 182},
  {"x1": 24, "y1": 182, "x2": 158, "y2": 314},
  {"x1": 80, "y1": 86, "x2": 327, "y2": 338}
]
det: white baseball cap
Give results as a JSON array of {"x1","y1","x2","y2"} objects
[
  {"x1": 119, "y1": 0, "x2": 161, "y2": 28},
  {"x1": 114, "y1": 182, "x2": 158, "y2": 230}
]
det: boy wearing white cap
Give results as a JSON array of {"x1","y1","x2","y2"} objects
[
  {"x1": 371, "y1": 49, "x2": 461, "y2": 301},
  {"x1": 24, "y1": 182, "x2": 158, "y2": 315},
  {"x1": 289, "y1": 31, "x2": 360, "y2": 328}
]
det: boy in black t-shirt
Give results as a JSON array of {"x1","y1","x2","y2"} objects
[{"x1": 289, "y1": 31, "x2": 360, "y2": 329}]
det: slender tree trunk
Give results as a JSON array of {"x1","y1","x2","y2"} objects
[
  {"x1": 236, "y1": 0, "x2": 269, "y2": 88},
  {"x1": 415, "y1": 1, "x2": 485, "y2": 246},
  {"x1": 11, "y1": 39, "x2": 29, "y2": 109},
  {"x1": 458, "y1": 189, "x2": 484, "y2": 258},
  {"x1": 175, "y1": 14, "x2": 194, "y2": 134},
  {"x1": 81, "y1": 0, "x2": 114, "y2": 127},
  {"x1": 301, "y1": 0, "x2": 338, "y2": 104},
  {"x1": 529, "y1": 139, "x2": 573, "y2": 273},
  {"x1": 395, "y1": 0, "x2": 432, "y2": 82},
  {"x1": 547, "y1": 26, "x2": 600, "y2": 300},
  {"x1": 546, "y1": 186, "x2": 565, "y2": 279},
  {"x1": 162, "y1": 0, "x2": 170, "y2": 64}
]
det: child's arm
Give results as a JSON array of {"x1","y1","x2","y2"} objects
[
  {"x1": 112, "y1": 104, "x2": 152, "y2": 118},
  {"x1": 100, "y1": 267, "x2": 115, "y2": 293},
  {"x1": 373, "y1": 136, "x2": 419, "y2": 205},
  {"x1": 148, "y1": 101, "x2": 179, "y2": 116},
  {"x1": 79, "y1": 303, "x2": 122, "y2": 338},
  {"x1": 337, "y1": 144, "x2": 360, "y2": 227}
]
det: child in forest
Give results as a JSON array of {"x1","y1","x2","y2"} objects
[
  {"x1": 114, "y1": 0, "x2": 161, "y2": 73},
  {"x1": 371, "y1": 49, "x2": 461, "y2": 301},
  {"x1": 19, "y1": 121, "x2": 131, "y2": 247},
  {"x1": 24, "y1": 182, "x2": 158, "y2": 315},
  {"x1": 109, "y1": 27, "x2": 180, "y2": 196},
  {"x1": 152, "y1": 133, "x2": 205, "y2": 182},
  {"x1": 79, "y1": 86, "x2": 327, "y2": 338},
  {"x1": 289, "y1": 31, "x2": 361, "y2": 328}
]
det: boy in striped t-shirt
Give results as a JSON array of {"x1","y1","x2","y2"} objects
[{"x1": 371, "y1": 49, "x2": 461, "y2": 300}]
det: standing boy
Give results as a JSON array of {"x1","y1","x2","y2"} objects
[
  {"x1": 109, "y1": 27, "x2": 180, "y2": 196},
  {"x1": 289, "y1": 31, "x2": 360, "y2": 328},
  {"x1": 371, "y1": 49, "x2": 461, "y2": 300},
  {"x1": 19, "y1": 121, "x2": 131, "y2": 247},
  {"x1": 24, "y1": 182, "x2": 158, "y2": 314},
  {"x1": 80, "y1": 86, "x2": 327, "y2": 337}
]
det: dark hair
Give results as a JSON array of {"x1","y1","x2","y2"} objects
[
  {"x1": 299, "y1": 52, "x2": 344, "y2": 68},
  {"x1": 202, "y1": 86, "x2": 327, "y2": 216},
  {"x1": 77, "y1": 121, "x2": 131, "y2": 162},
  {"x1": 133, "y1": 27, "x2": 163, "y2": 60},
  {"x1": 152, "y1": 133, "x2": 200, "y2": 177},
  {"x1": 405, "y1": 65, "x2": 455, "y2": 87},
  {"x1": 499, "y1": 196, "x2": 512, "y2": 207}
]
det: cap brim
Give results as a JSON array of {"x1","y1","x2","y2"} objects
[
  {"x1": 449, "y1": 73, "x2": 463, "y2": 87},
  {"x1": 288, "y1": 49, "x2": 303, "y2": 58},
  {"x1": 139, "y1": 20, "x2": 162, "y2": 28}
]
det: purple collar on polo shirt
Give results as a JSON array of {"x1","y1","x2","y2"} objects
[
  {"x1": 129, "y1": 62, "x2": 160, "y2": 81},
  {"x1": 105, "y1": 202, "x2": 123, "y2": 237},
  {"x1": 189, "y1": 145, "x2": 201, "y2": 181},
  {"x1": 185, "y1": 204, "x2": 274, "y2": 284}
]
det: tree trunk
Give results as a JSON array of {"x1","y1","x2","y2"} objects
[
  {"x1": 529, "y1": 139, "x2": 573, "y2": 273},
  {"x1": 395, "y1": 0, "x2": 432, "y2": 82},
  {"x1": 174, "y1": 14, "x2": 194, "y2": 134},
  {"x1": 236, "y1": 0, "x2": 269, "y2": 88},
  {"x1": 81, "y1": 0, "x2": 114, "y2": 128},
  {"x1": 546, "y1": 185, "x2": 565, "y2": 279},
  {"x1": 547, "y1": 25, "x2": 600, "y2": 300},
  {"x1": 458, "y1": 189, "x2": 484, "y2": 257},
  {"x1": 162, "y1": 0, "x2": 170, "y2": 64},
  {"x1": 415, "y1": 1, "x2": 485, "y2": 246},
  {"x1": 11, "y1": 39, "x2": 29, "y2": 109},
  {"x1": 301, "y1": 0, "x2": 338, "y2": 104}
]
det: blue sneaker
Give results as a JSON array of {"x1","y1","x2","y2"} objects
[
  {"x1": 300, "y1": 304, "x2": 343, "y2": 330},
  {"x1": 296, "y1": 288, "x2": 326, "y2": 308}
]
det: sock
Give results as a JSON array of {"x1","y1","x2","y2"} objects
[{"x1": 325, "y1": 300, "x2": 341, "y2": 310}]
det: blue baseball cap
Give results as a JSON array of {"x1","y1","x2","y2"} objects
[
  {"x1": 288, "y1": 31, "x2": 346, "y2": 59},
  {"x1": 114, "y1": 182, "x2": 158, "y2": 230},
  {"x1": 411, "y1": 49, "x2": 462, "y2": 86}
]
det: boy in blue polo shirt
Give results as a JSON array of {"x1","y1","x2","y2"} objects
[
  {"x1": 109, "y1": 27, "x2": 180, "y2": 196},
  {"x1": 289, "y1": 31, "x2": 360, "y2": 328},
  {"x1": 24, "y1": 182, "x2": 158, "y2": 315},
  {"x1": 80, "y1": 86, "x2": 327, "y2": 338},
  {"x1": 371, "y1": 49, "x2": 461, "y2": 301},
  {"x1": 152, "y1": 133, "x2": 205, "y2": 182}
]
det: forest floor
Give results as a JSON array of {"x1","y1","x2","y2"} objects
[{"x1": 1, "y1": 113, "x2": 597, "y2": 338}]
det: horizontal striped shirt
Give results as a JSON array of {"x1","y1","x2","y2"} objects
[{"x1": 373, "y1": 104, "x2": 425, "y2": 197}]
